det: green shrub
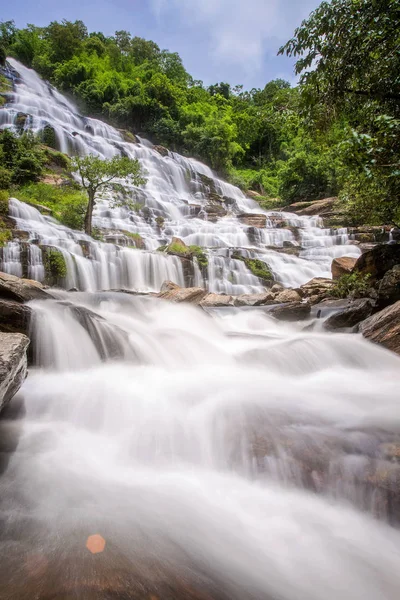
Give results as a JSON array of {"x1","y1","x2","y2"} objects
[
  {"x1": 189, "y1": 245, "x2": 208, "y2": 269},
  {"x1": 15, "y1": 182, "x2": 87, "y2": 230},
  {"x1": 0, "y1": 220, "x2": 12, "y2": 246},
  {"x1": 329, "y1": 273, "x2": 371, "y2": 299},
  {"x1": 43, "y1": 247, "x2": 67, "y2": 282}
]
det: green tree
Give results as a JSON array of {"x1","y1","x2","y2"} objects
[{"x1": 71, "y1": 154, "x2": 146, "y2": 236}]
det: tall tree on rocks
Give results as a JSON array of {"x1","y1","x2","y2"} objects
[{"x1": 71, "y1": 154, "x2": 146, "y2": 236}]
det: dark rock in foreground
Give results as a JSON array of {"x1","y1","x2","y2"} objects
[
  {"x1": 268, "y1": 302, "x2": 311, "y2": 321},
  {"x1": 324, "y1": 298, "x2": 374, "y2": 330},
  {"x1": 0, "y1": 333, "x2": 29, "y2": 413},
  {"x1": 359, "y1": 300, "x2": 400, "y2": 356},
  {"x1": 0, "y1": 299, "x2": 32, "y2": 335},
  {"x1": 353, "y1": 244, "x2": 400, "y2": 282}
]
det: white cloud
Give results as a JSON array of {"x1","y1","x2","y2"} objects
[{"x1": 150, "y1": 0, "x2": 309, "y2": 75}]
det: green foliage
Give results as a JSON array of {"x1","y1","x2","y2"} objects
[
  {"x1": 0, "y1": 220, "x2": 12, "y2": 246},
  {"x1": 244, "y1": 258, "x2": 273, "y2": 282},
  {"x1": 15, "y1": 182, "x2": 87, "y2": 230},
  {"x1": 189, "y1": 245, "x2": 208, "y2": 269},
  {"x1": 0, "y1": 129, "x2": 46, "y2": 184},
  {"x1": 43, "y1": 247, "x2": 68, "y2": 282},
  {"x1": 330, "y1": 273, "x2": 371, "y2": 299},
  {"x1": 0, "y1": 190, "x2": 9, "y2": 216}
]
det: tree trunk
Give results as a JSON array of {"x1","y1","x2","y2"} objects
[{"x1": 84, "y1": 188, "x2": 95, "y2": 236}]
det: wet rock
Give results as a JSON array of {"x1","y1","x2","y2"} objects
[
  {"x1": 282, "y1": 197, "x2": 338, "y2": 217},
  {"x1": 275, "y1": 289, "x2": 302, "y2": 303},
  {"x1": 353, "y1": 244, "x2": 400, "y2": 282},
  {"x1": 0, "y1": 333, "x2": 29, "y2": 413},
  {"x1": 157, "y1": 286, "x2": 208, "y2": 304},
  {"x1": 200, "y1": 293, "x2": 234, "y2": 307},
  {"x1": 324, "y1": 298, "x2": 375, "y2": 331},
  {"x1": 359, "y1": 300, "x2": 400, "y2": 355},
  {"x1": 234, "y1": 292, "x2": 275, "y2": 306},
  {"x1": 331, "y1": 256, "x2": 357, "y2": 280},
  {"x1": 378, "y1": 265, "x2": 400, "y2": 308},
  {"x1": 0, "y1": 300, "x2": 31, "y2": 335},
  {"x1": 283, "y1": 240, "x2": 298, "y2": 248},
  {"x1": 271, "y1": 283, "x2": 284, "y2": 293},
  {"x1": 203, "y1": 201, "x2": 227, "y2": 222},
  {"x1": 0, "y1": 272, "x2": 51, "y2": 302},
  {"x1": 153, "y1": 145, "x2": 169, "y2": 157},
  {"x1": 160, "y1": 281, "x2": 180, "y2": 293},
  {"x1": 237, "y1": 213, "x2": 267, "y2": 228},
  {"x1": 300, "y1": 277, "x2": 334, "y2": 303},
  {"x1": 268, "y1": 302, "x2": 311, "y2": 321},
  {"x1": 348, "y1": 226, "x2": 390, "y2": 243}
]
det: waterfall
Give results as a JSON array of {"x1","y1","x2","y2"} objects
[{"x1": 0, "y1": 58, "x2": 361, "y2": 292}]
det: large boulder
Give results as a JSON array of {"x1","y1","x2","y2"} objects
[
  {"x1": 324, "y1": 298, "x2": 375, "y2": 331},
  {"x1": 331, "y1": 256, "x2": 357, "y2": 280},
  {"x1": 157, "y1": 286, "x2": 207, "y2": 304},
  {"x1": 377, "y1": 265, "x2": 400, "y2": 308},
  {"x1": 0, "y1": 300, "x2": 31, "y2": 335},
  {"x1": 359, "y1": 300, "x2": 400, "y2": 355},
  {"x1": 200, "y1": 294, "x2": 234, "y2": 308},
  {"x1": 353, "y1": 244, "x2": 400, "y2": 282},
  {"x1": 275, "y1": 289, "x2": 302, "y2": 303},
  {"x1": 0, "y1": 333, "x2": 29, "y2": 413},
  {"x1": 300, "y1": 277, "x2": 334, "y2": 304},
  {"x1": 0, "y1": 272, "x2": 51, "y2": 302},
  {"x1": 234, "y1": 292, "x2": 275, "y2": 306},
  {"x1": 268, "y1": 302, "x2": 311, "y2": 321}
]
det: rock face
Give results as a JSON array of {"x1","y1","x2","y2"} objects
[
  {"x1": 200, "y1": 294, "x2": 234, "y2": 308},
  {"x1": 157, "y1": 286, "x2": 208, "y2": 304},
  {"x1": 237, "y1": 213, "x2": 267, "y2": 228},
  {"x1": 0, "y1": 300, "x2": 31, "y2": 335},
  {"x1": 300, "y1": 277, "x2": 334, "y2": 304},
  {"x1": 353, "y1": 244, "x2": 400, "y2": 282},
  {"x1": 233, "y1": 292, "x2": 275, "y2": 306},
  {"x1": 377, "y1": 265, "x2": 400, "y2": 308},
  {"x1": 268, "y1": 302, "x2": 311, "y2": 321},
  {"x1": 274, "y1": 289, "x2": 302, "y2": 303},
  {"x1": 324, "y1": 298, "x2": 374, "y2": 331},
  {"x1": 331, "y1": 256, "x2": 357, "y2": 279},
  {"x1": 359, "y1": 301, "x2": 400, "y2": 355},
  {"x1": 0, "y1": 333, "x2": 29, "y2": 412},
  {"x1": 0, "y1": 271, "x2": 51, "y2": 302},
  {"x1": 282, "y1": 197, "x2": 338, "y2": 217}
]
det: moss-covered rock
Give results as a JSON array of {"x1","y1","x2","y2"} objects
[
  {"x1": 42, "y1": 246, "x2": 67, "y2": 286},
  {"x1": 232, "y1": 252, "x2": 273, "y2": 283},
  {"x1": 158, "y1": 238, "x2": 208, "y2": 270}
]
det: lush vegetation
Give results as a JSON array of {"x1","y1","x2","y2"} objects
[
  {"x1": 329, "y1": 273, "x2": 372, "y2": 299},
  {"x1": 0, "y1": 1, "x2": 399, "y2": 224}
]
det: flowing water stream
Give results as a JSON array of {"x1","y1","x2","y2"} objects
[{"x1": 0, "y1": 60, "x2": 399, "y2": 600}]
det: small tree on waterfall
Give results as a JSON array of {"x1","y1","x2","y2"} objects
[{"x1": 71, "y1": 154, "x2": 146, "y2": 236}]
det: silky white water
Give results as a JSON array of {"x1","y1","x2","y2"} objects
[
  {"x1": 0, "y1": 293, "x2": 400, "y2": 599},
  {"x1": 0, "y1": 58, "x2": 361, "y2": 293}
]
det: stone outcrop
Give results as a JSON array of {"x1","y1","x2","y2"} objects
[
  {"x1": 324, "y1": 298, "x2": 374, "y2": 330},
  {"x1": 0, "y1": 300, "x2": 31, "y2": 335},
  {"x1": 359, "y1": 301, "x2": 400, "y2": 355},
  {"x1": 157, "y1": 286, "x2": 208, "y2": 304},
  {"x1": 331, "y1": 256, "x2": 357, "y2": 280},
  {"x1": 282, "y1": 197, "x2": 338, "y2": 217},
  {"x1": 274, "y1": 289, "x2": 302, "y2": 303},
  {"x1": 300, "y1": 277, "x2": 334, "y2": 304},
  {"x1": 0, "y1": 271, "x2": 51, "y2": 302},
  {"x1": 0, "y1": 333, "x2": 29, "y2": 413},
  {"x1": 377, "y1": 265, "x2": 400, "y2": 308},
  {"x1": 237, "y1": 213, "x2": 267, "y2": 228},
  {"x1": 268, "y1": 302, "x2": 311, "y2": 321},
  {"x1": 353, "y1": 244, "x2": 400, "y2": 282},
  {"x1": 233, "y1": 292, "x2": 275, "y2": 306},
  {"x1": 200, "y1": 294, "x2": 234, "y2": 308}
]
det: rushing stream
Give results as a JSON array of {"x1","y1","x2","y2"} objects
[{"x1": 0, "y1": 61, "x2": 399, "y2": 599}]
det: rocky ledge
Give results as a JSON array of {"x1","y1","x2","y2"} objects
[{"x1": 0, "y1": 333, "x2": 29, "y2": 412}]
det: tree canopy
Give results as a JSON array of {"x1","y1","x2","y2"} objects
[{"x1": 71, "y1": 154, "x2": 146, "y2": 235}]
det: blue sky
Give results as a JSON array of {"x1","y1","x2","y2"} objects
[{"x1": 1, "y1": 0, "x2": 320, "y2": 89}]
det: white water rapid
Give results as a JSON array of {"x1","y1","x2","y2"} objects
[
  {"x1": 0, "y1": 59, "x2": 399, "y2": 600},
  {"x1": 0, "y1": 58, "x2": 360, "y2": 293},
  {"x1": 0, "y1": 292, "x2": 400, "y2": 599}
]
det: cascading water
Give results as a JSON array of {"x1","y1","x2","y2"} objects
[
  {"x1": 1, "y1": 58, "x2": 399, "y2": 600},
  {"x1": 0, "y1": 292, "x2": 400, "y2": 599},
  {"x1": 0, "y1": 58, "x2": 360, "y2": 293}
]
